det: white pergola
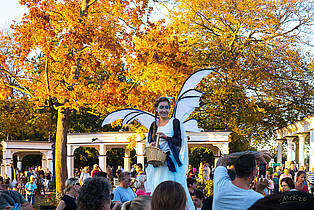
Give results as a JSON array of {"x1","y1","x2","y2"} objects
[
  {"x1": 67, "y1": 131, "x2": 231, "y2": 177},
  {"x1": 276, "y1": 116, "x2": 314, "y2": 169},
  {"x1": 1, "y1": 141, "x2": 54, "y2": 179}
]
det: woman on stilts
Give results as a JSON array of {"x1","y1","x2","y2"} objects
[{"x1": 145, "y1": 97, "x2": 194, "y2": 210}]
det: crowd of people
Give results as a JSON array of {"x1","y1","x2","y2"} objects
[
  {"x1": 2, "y1": 154, "x2": 314, "y2": 209},
  {"x1": 43, "y1": 151, "x2": 313, "y2": 210},
  {"x1": 56, "y1": 155, "x2": 314, "y2": 210},
  {"x1": 14, "y1": 166, "x2": 53, "y2": 197},
  {"x1": 1, "y1": 96, "x2": 314, "y2": 209},
  {"x1": 0, "y1": 166, "x2": 53, "y2": 209}
]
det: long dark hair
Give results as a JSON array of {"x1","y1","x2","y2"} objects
[
  {"x1": 151, "y1": 97, "x2": 171, "y2": 141},
  {"x1": 296, "y1": 171, "x2": 306, "y2": 182},
  {"x1": 281, "y1": 177, "x2": 295, "y2": 190}
]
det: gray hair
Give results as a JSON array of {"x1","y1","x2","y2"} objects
[
  {"x1": 64, "y1": 178, "x2": 79, "y2": 194},
  {"x1": 134, "y1": 175, "x2": 146, "y2": 189}
]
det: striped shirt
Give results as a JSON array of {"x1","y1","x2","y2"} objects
[{"x1": 307, "y1": 171, "x2": 314, "y2": 184}]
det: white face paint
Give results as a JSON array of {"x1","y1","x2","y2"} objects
[{"x1": 156, "y1": 101, "x2": 170, "y2": 118}]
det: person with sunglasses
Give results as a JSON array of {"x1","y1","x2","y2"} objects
[
  {"x1": 112, "y1": 172, "x2": 136, "y2": 204},
  {"x1": 146, "y1": 97, "x2": 194, "y2": 209},
  {"x1": 56, "y1": 178, "x2": 81, "y2": 210},
  {"x1": 280, "y1": 177, "x2": 296, "y2": 192}
]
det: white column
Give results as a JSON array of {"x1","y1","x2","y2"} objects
[
  {"x1": 213, "y1": 142, "x2": 229, "y2": 156},
  {"x1": 2, "y1": 150, "x2": 6, "y2": 176},
  {"x1": 292, "y1": 142, "x2": 296, "y2": 161},
  {"x1": 17, "y1": 161, "x2": 22, "y2": 171},
  {"x1": 67, "y1": 145, "x2": 74, "y2": 177},
  {"x1": 136, "y1": 142, "x2": 145, "y2": 167},
  {"x1": 3, "y1": 150, "x2": 12, "y2": 179},
  {"x1": 124, "y1": 149, "x2": 131, "y2": 172},
  {"x1": 212, "y1": 144, "x2": 223, "y2": 168},
  {"x1": 221, "y1": 143, "x2": 229, "y2": 155},
  {"x1": 277, "y1": 139, "x2": 283, "y2": 163},
  {"x1": 310, "y1": 130, "x2": 314, "y2": 170},
  {"x1": 46, "y1": 151, "x2": 54, "y2": 174},
  {"x1": 0, "y1": 165, "x2": 4, "y2": 176},
  {"x1": 99, "y1": 145, "x2": 107, "y2": 172},
  {"x1": 42, "y1": 153, "x2": 47, "y2": 170},
  {"x1": 298, "y1": 133, "x2": 307, "y2": 167},
  {"x1": 4, "y1": 159, "x2": 13, "y2": 179},
  {"x1": 17, "y1": 155, "x2": 23, "y2": 171},
  {"x1": 286, "y1": 137, "x2": 294, "y2": 164}
]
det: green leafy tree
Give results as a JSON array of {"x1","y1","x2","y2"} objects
[{"x1": 189, "y1": 147, "x2": 214, "y2": 167}]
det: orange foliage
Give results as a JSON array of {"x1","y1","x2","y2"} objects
[
  {"x1": 125, "y1": 20, "x2": 195, "y2": 112},
  {"x1": 0, "y1": 0, "x2": 151, "y2": 114},
  {"x1": 168, "y1": 0, "x2": 313, "y2": 147},
  {"x1": 126, "y1": 134, "x2": 137, "y2": 150}
]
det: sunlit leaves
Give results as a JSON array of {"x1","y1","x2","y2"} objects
[
  {"x1": 166, "y1": 0, "x2": 313, "y2": 149},
  {"x1": 0, "y1": 98, "x2": 56, "y2": 140},
  {"x1": 126, "y1": 134, "x2": 137, "y2": 150}
]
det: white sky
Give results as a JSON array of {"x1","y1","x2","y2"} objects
[{"x1": 0, "y1": 0, "x2": 28, "y2": 29}]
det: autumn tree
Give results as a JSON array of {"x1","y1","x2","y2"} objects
[
  {"x1": 165, "y1": 0, "x2": 313, "y2": 149},
  {"x1": 124, "y1": 20, "x2": 195, "y2": 112},
  {"x1": 0, "y1": 30, "x2": 56, "y2": 141},
  {"x1": 0, "y1": 0, "x2": 151, "y2": 197},
  {"x1": 0, "y1": 98, "x2": 56, "y2": 141}
]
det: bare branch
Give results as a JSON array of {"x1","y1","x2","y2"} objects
[
  {"x1": 192, "y1": 21, "x2": 221, "y2": 37},
  {"x1": 88, "y1": 0, "x2": 97, "y2": 7},
  {"x1": 0, "y1": 68, "x2": 34, "y2": 97}
]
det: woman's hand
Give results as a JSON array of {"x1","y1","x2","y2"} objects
[
  {"x1": 255, "y1": 177, "x2": 269, "y2": 194},
  {"x1": 257, "y1": 150, "x2": 271, "y2": 164},
  {"x1": 156, "y1": 132, "x2": 167, "y2": 139}
]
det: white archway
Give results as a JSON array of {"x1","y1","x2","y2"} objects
[
  {"x1": 276, "y1": 116, "x2": 314, "y2": 168},
  {"x1": 67, "y1": 131, "x2": 231, "y2": 177},
  {"x1": 1, "y1": 141, "x2": 53, "y2": 179}
]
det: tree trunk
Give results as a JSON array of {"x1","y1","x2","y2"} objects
[{"x1": 55, "y1": 107, "x2": 70, "y2": 199}]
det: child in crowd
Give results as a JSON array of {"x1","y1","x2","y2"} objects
[
  {"x1": 267, "y1": 174, "x2": 274, "y2": 194},
  {"x1": 191, "y1": 189, "x2": 205, "y2": 210},
  {"x1": 25, "y1": 175, "x2": 37, "y2": 205}
]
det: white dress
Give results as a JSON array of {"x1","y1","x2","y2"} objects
[{"x1": 145, "y1": 118, "x2": 194, "y2": 210}]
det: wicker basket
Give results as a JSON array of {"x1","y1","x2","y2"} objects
[{"x1": 146, "y1": 134, "x2": 167, "y2": 167}]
